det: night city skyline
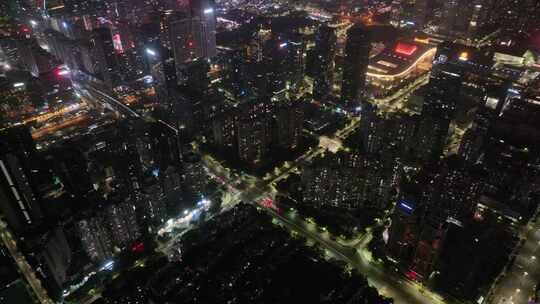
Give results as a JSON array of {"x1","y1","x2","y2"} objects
[{"x1": 1, "y1": 0, "x2": 540, "y2": 303}]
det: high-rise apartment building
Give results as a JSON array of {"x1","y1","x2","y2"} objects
[
  {"x1": 235, "y1": 100, "x2": 272, "y2": 165},
  {"x1": 77, "y1": 214, "x2": 114, "y2": 263},
  {"x1": 275, "y1": 101, "x2": 304, "y2": 150},
  {"x1": 414, "y1": 71, "x2": 461, "y2": 161},
  {"x1": 105, "y1": 200, "x2": 141, "y2": 249},
  {"x1": 182, "y1": 153, "x2": 208, "y2": 197}
]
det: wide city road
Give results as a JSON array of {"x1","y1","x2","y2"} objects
[
  {"x1": 73, "y1": 71, "x2": 452, "y2": 304},
  {"x1": 199, "y1": 115, "x2": 451, "y2": 304},
  {"x1": 0, "y1": 220, "x2": 54, "y2": 304},
  {"x1": 370, "y1": 72, "x2": 430, "y2": 114},
  {"x1": 74, "y1": 83, "x2": 141, "y2": 118},
  {"x1": 488, "y1": 213, "x2": 540, "y2": 304},
  {"x1": 266, "y1": 206, "x2": 447, "y2": 304}
]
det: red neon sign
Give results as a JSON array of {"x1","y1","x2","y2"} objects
[{"x1": 394, "y1": 43, "x2": 418, "y2": 56}]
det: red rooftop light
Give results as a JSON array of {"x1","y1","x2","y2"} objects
[{"x1": 394, "y1": 42, "x2": 418, "y2": 56}]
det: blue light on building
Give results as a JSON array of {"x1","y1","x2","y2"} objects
[{"x1": 398, "y1": 199, "x2": 415, "y2": 214}]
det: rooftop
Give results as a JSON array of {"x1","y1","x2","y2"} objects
[{"x1": 367, "y1": 41, "x2": 436, "y2": 78}]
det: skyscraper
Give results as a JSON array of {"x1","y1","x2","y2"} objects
[
  {"x1": 165, "y1": 12, "x2": 194, "y2": 64},
  {"x1": 212, "y1": 109, "x2": 238, "y2": 150},
  {"x1": 190, "y1": 0, "x2": 216, "y2": 58},
  {"x1": 16, "y1": 38, "x2": 55, "y2": 77},
  {"x1": 311, "y1": 25, "x2": 336, "y2": 100},
  {"x1": 138, "y1": 182, "x2": 167, "y2": 232},
  {"x1": 222, "y1": 49, "x2": 249, "y2": 98},
  {"x1": 27, "y1": 227, "x2": 72, "y2": 301},
  {"x1": 359, "y1": 104, "x2": 385, "y2": 154},
  {"x1": 151, "y1": 55, "x2": 178, "y2": 102},
  {"x1": 89, "y1": 28, "x2": 118, "y2": 87},
  {"x1": 478, "y1": 0, "x2": 540, "y2": 33},
  {"x1": 0, "y1": 126, "x2": 44, "y2": 233},
  {"x1": 275, "y1": 101, "x2": 304, "y2": 150},
  {"x1": 182, "y1": 153, "x2": 208, "y2": 197},
  {"x1": 45, "y1": 145, "x2": 93, "y2": 198},
  {"x1": 440, "y1": 0, "x2": 475, "y2": 35},
  {"x1": 105, "y1": 200, "x2": 141, "y2": 249},
  {"x1": 237, "y1": 118, "x2": 269, "y2": 165},
  {"x1": 77, "y1": 214, "x2": 114, "y2": 263},
  {"x1": 358, "y1": 103, "x2": 416, "y2": 157},
  {"x1": 414, "y1": 101, "x2": 451, "y2": 162},
  {"x1": 413, "y1": 0, "x2": 433, "y2": 29},
  {"x1": 236, "y1": 101, "x2": 271, "y2": 165},
  {"x1": 342, "y1": 25, "x2": 371, "y2": 108},
  {"x1": 259, "y1": 34, "x2": 305, "y2": 96},
  {"x1": 166, "y1": 0, "x2": 216, "y2": 65},
  {"x1": 150, "y1": 121, "x2": 182, "y2": 172},
  {"x1": 414, "y1": 70, "x2": 461, "y2": 161},
  {"x1": 458, "y1": 110, "x2": 491, "y2": 164}
]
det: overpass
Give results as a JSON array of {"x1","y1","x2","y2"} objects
[{"x1": 75, "y1": 83, "x2": 140, "y2": 119}]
